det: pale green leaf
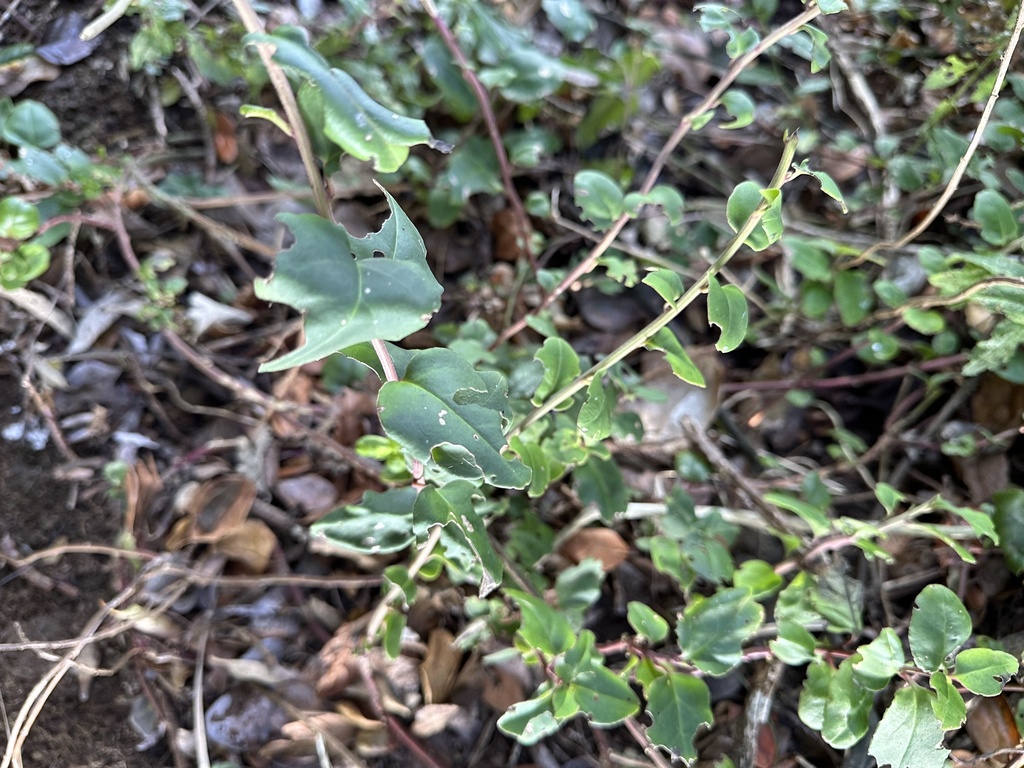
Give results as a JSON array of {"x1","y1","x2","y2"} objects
[
  {"x1": 868, "y1": 686, "x2": 948, "y2": 768},
  {"x1": 822, "y1": 657, "x2": 873, "y2": 749},
  {"x1": 929, "y1": 671, "x2": 966, "y2": 729},
  {"x1": 0, "y1": 198, "x2": 39, "y2": 240},
  {"x1": 720, "y1": 89, "x2": 755, "y2": 129},
  {"x1": 951, "y1": 648, "x2": 1019, "y2": 696},
  {"x1": 507, "y1": 590, "x2": 575, "y2": 655},
  {"x1": 574, "y1": 170, "x2": 625, "y2": 230},
  {"x1": 834, "y1": 270, "x2": 873, "y2": 326},
  {"x1": 497, "y1": 692, "x2": 560, "y2": 745},
  {"x1": 770, "y1": 621, "x2": 817, "y2": 665},
  {"x1": 645, "y1": 327, "x2": 706, "y2": 386},
  {"x1": 578, "y1": 377, "x2": 613, "y2": 441},
  {"x1": 798, "y1": 656, "x2": 833, "y2": 730},
  {"x1": 707, "y1": 277, "x2": 748, "y2": 352},
  {"x1": 642, "y1": 269, "x2": 684, "y2": 305},
  {"x1": 853, "y1": 628, "x2": 904, "y2": 690},
  {"x1": 627, "y1": 602, "x2": 670, "y2": 643},
  {"x1": 533, "y1": 337, "x2": 581, "y2": 406}
]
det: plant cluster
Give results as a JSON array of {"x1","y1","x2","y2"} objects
[{"x1": 2, "y1": 0, "x2": 1024, "y2": 765}]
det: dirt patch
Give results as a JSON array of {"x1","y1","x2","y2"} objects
[{"x1": 0, "y1": 375, "x2": 168, "y2": 768}]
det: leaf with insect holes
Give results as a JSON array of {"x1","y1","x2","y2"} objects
[
  {"x1": 377, "y1": 348, "x2": 531, "y2": 489},
  {"x1": 245, "y1": 26, "x2": 448, "y2": 172},
  {"x1": 255, "y1": 188, "x2": 442, "y2": 372}
]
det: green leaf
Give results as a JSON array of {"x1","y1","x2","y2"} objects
[
  {"x1": 725, "y1": 181, "x2": 781, "y2": 251},
  {"x1": 310, "y1": 487, "x2": 417, "y2": 554},
  {"x1": 497, "y1": 692, "x2": 560, "y2": 745},
  {"x1": 413, "y1": 480, "x2": 502, "y2": 596},
  {"x1": 541, "y1": 0, "x2": 596, "y2": 42},
  {"x1": 853, "y1": 628, "x2": 905, "y2": 690},
  {"x1": 763, "y1": 490, "x2": 830, "y2": 536},
  {"x1": 507, "y1": 590, "x2": 575, "y2": 655},
  {"x1": 509, "y1": 436, "x2": 566, "y2": 498},
  {"x1": 420, "y1": 36, "x2": 476, "y2": 121},
  {"x1": 623, "y1": 185, "x2": 685, "y2": 225},
  {"x1": 720, "y1": 89, "x2": 755, "y2": 129},
  {"x1": 677, "y1": 588, "x2": 763, "y2": 676},
  {"x1": 793, "y1": 160, "x2": 848, "y2": 212},
  {"x1": 563, "y1": 662, "x2": 639, "y2": 726},
  {"x1": 578, "y1": 377, "x2": 613, "y2": 441},
  {"x1": 868, "y1": 686, "x2": 948, "y2": 768},
  {"x1": 834, "y1": 270, "x2": 873, "y2": 326},
  {"x1": 378, "y1": 349, "x2": 531, "y2": 489},
  {"x1": 555, "y1": 559, "x2": 604, "y2": 628},
  {"x1": 574, "y1": 455, "x2": 628, "y2": 522},
  {"x1": 733, "y1": 559, "x2": 782, "y2": 600},
  {"x1": 642, "y1": 269, "x2": 684, "y2": 306},
  {"x1": 811, "y1": 567, "x2": 863, "y2": 635},
  {"x1": 246, "y1": 27, "x2": 444, "y2": 172},
  {"x1": 533, "y1": 337, "x2": 581, "y2": 406},
  {"x1": 256, "y1": 190, "x2": 442, "y2": 372},
  {"x1": 787, "y1": 236, "x2": 833, "y2": 282},
  {"x1": 645, "y1": 327, "x2": 706, "y2": 386},
  {"x1": 971, "y1": 189, "x2": 1020, "y2": 246},
  {"x1": 770, "y1": 621, "x2": 817, "y2": 665},
  {"x1": 993, "y1": 489, "x2": 1024, "y2": 574},
  {"x1": 817, "y1": 0, "x2": 847, "y2": 13},
  {"x1": 627, "y1": 602, "x2": 670, "y2": 643},
  {"x1": 909, "y1": 584, "x2": 971, "y2": 673},
  {"x1": 2, "y1": 100, "x2": 60, "y2": 148},
  {"x1": 822, "y1": 657, "x2": 874, "y2": 749},
  {"x1": 574, "y1": 170, "x2": 625, "y2": 230},
  {"x1": 707, "y1": 277, "x2": 748, "y2": 352},
  {"x1": 875, "y1": 483, "x2": 906, "y2": 515},
  {"x1": 0, "y1": 198, "x2": 39, "y2": 240},
  {"x1": 381, "y1": 609, "x2": 406, "y2": 659},
  {"x1": 798, "y1": 656, "x2": 833, "y2": 730},
  {"x1": 951, "y1": 648, "x2": 1019, "y2": 696},
  {"x1": 929, "y1": 670, "x2": 966, "y2": 729},
  {"x1": 903, "y1": 308, "x2": 945, "y2": 335},
  {"x1": 428, "y1": 136, "x2": 503, "y2": 226},
  {"x1": 646, "y1": 672, "x2": 712, "y2": 761}
]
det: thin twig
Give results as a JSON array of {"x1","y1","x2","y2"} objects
[
  {"x1": 229, "y1": 0, "x2": 332, "y2": 220},
  {"x1": 365, "y1": 525, "x2": 443, "y2": 641},
  {"x1": 419, "y1": 0, "x2": 534, "y2": 268},
  {"x1": 493, "y1": 3, "x2": 823, "y2": 347},
  {"x1": 847, "y1": 0, "x2": 1024, "y2": 267},
  {"x1": 512, "y1": 135, "x2": 799, "y2": 432}
]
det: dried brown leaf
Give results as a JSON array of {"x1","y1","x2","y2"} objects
[{"x1": 559, "y1": 528, "x2": 630, "y2": 571}]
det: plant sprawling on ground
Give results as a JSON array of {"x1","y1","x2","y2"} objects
[{"x1": 1, "y1": 0, "x2": 1024, "y2": 766}]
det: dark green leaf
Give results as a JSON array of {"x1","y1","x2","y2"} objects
[
  {"x1": 378, "y1": 349, "x2": 531, "y2": 489},
  {"x1": 834, "y1": 270, "x2": 872, "y2": 326},
  {"x1": 993, "y1": 489, "x2": 1024, "y2": 573},
  {"x1": 575, "y1": 455, "x2": 628, "y2": 522},
  {"x1": 246, "y1": 27, "x2": 443, "y2": 172},
  {"x1": 256, "y1": 190, "x2": 442, "y2": 371},
  {"x1": 413, "y1": 480, "x2": 502, "y2": 596},
  {"x1": 578, "y1": 377, "x2": 613, "y2": 441},
  {"x1": 971, "y1": 189, "x2": 1020, "y2": 246},
  {"x1": 646, "y1": 673, "x2": 712, "y2": 760},
  {"x1": 311, "y1": 487, "x2": 417, "y2": 554},
  {"x1": 677, "y1": 588, "x2": 762, "y2": 675}
]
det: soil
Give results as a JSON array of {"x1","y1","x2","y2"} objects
[{"x1": 0, "y1": 377, "x2": 168, "y2": 767}]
